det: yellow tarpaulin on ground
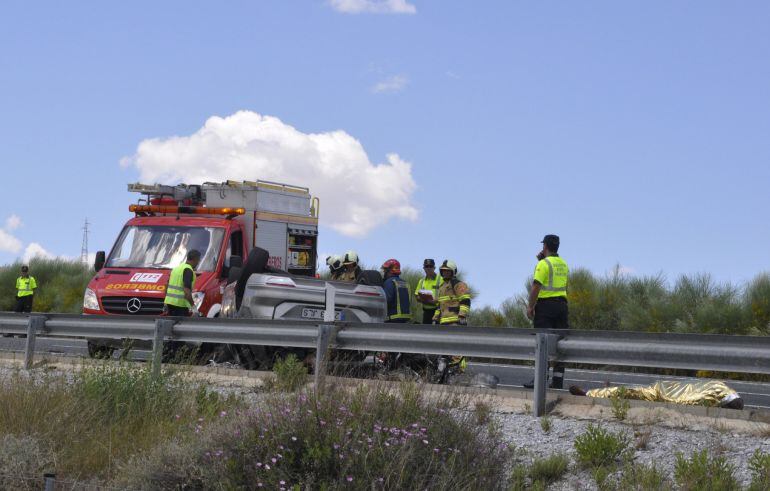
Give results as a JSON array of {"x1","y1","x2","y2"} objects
[{"x1": 586, "y1": 380, "x2": 740, "y2": 407}]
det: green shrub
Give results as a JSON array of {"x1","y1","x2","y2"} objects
[
  {"x1": 114, "y1": 383, "x2": 514, "y2": 490},
  {"x1": 530, "y1": 453, "x2": 569, "y2": 486},
  {"x1": 478, "y1": 268, "x2": 770, "y2": 335},
  {"x1": 674, "y1": 449, "x2": 739, "y2": 491},
  {"x1": 746, "y1": 273, "x2": 770, "y2": 335},
  {"x1": 617, "y1": 462, "x2": 672, "y2": 490},
  {"x1": 269, "y1": 353, "x2": 308, "y2": 392},
  {"x1": 748, "y1": 449, "x2": 770, "y2": 491},
  {"x1": 610, "y1": 386, "x2": 631, "y2": 421},
  {"x1": 539, "y1": 414, "x2": 552, "y2": 433},
  {"x1": 509, "y1": 464, "x2": 529, "y2": 491},
  {"x1": 573, "y1": 424, "x2": 631, "y2": 468}
]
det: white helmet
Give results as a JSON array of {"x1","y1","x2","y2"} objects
[
  {"x1": 326, "y1": 255, "x2": 342, "y2": 270},
  {"x1": 343, "y1": 250, "x2": 359, "y2": 265},
  {"x1": 439, "y1": 259, "x2": 458, "y2": 276}
]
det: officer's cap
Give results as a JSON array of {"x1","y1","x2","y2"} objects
[{"x1": 541, "y1": 234, "x2": 560, "y2": 249}]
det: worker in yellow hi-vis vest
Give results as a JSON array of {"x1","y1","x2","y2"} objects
[
  {"x1": 163, "y1": 250, "x2": 201, "y2": 316},
  {"x1": 414, "y1": 258, "x2": 443, "y2": 324},
  {"x1": 15, "y1": 265, "x2": 37, "y2": 313},
  {"x1": 524, "y1": 234, "x2": 569, "y2": 389}
]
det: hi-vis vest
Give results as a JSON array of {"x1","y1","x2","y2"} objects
[
  {"x1": 164, "y1": 263, "x2": 196, "y2": 308},
  {"x1": 415, "y1": 275, "x2": 443, "y2": 308},
  {"x1": 433, "y1": 279, "x2": 471, "y2": 325},
  {"x1": 534, "y1": 255, "x2": 568, "y2": 299},
  {"x1": 16, "y1": 276, "x2": 37, "y2": 297}
]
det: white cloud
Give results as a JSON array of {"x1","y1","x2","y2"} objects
[
  {"x1": 0, "y1": 229, "x2": 22, "y2": 254},
  {"x1": 22, "y1": 242, "x2": 55, "y2": 263},
  {"x1": 121, "y1": 111, "x2": 419, "y2": 238},
  {"x1": 371, "y1": 75, "x2": 409, "y2": 94},
  {"x1": 5, "y1": 214, "x2": 21, "y2": 231},
  {"x1": 329, "y1": 0, "x2": 416, "y2": 14}
]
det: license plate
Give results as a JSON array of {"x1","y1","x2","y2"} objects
[{"x1": 301, "y1": 308, "x2": 343, "y2": 321}]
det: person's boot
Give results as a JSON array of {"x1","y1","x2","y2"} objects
[
  {"x1": 550, "y1": 365, "x2": 565, "y2": 389},
  {"x1": 550, "y1": 376, "x2": 564, "y2": 389},
  {"x1": 569, "y1": 385, "x2": 587, "y2": 396}
]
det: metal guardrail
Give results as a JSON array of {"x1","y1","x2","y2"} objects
[{"x1": 1, "y1": 311, "x2": 769, "y2": 416}]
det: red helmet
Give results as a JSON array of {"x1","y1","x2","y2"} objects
[{"x1": 381, "y1": 259, "x2": 401, "y2": 275}]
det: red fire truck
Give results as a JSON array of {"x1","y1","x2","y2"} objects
[{"x1": 83, "y1": 180, "x2": 320, "y2": 329}]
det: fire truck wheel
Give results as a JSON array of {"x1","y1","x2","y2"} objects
[
  {"x1": 357, "y1": 270, "x2": 383, "y2": 287},
  {"x1": 235, "y1": 247, "x2": 270, "y2": 309}
]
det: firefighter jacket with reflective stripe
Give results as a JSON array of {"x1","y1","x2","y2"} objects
[
  {"x1": 16, "y1": 276, "x2": 37, "y2": 297},
  {"x1": 164, "y1": 263, "x2": 196, "y2": 308},
  {"x1": 534, "y1": 255, "x2": 568, "y2": 299},
  {"x1": 383, "y1": 275, "x2": 412, "y2": 321},
  {"x1": 432, "y1": 278, "x2": 471, "y2": 325},
  {"x1": 414, "y1": 275, "x2": 443, "y2": 309},
  {"x1": 337, "y1": 266, "x2": 361, "y2": 283}
]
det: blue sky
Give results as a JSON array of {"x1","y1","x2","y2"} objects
[{"x1": 1, "y1": 1, "x2": 769, "y2": 307}]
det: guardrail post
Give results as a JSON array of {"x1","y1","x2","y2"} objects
[
  {"x1": 533, "y1": 333, "x2": 562, "y2": 417},
  {"x1": 152, "y1": 318, "x2": 175, "y2": 378},
  {"x1": 314, "y1": 324, "x2": 334, "y2": 392},
  {"x1": 24, "y1": 315, "x2": 46, "y2": 370},
  {"x1": 314, "y1": 284, "x2": 338, "y2": 392}
]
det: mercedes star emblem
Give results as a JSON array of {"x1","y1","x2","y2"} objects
[{"x1": 126, "y1": 297, "x2": 142, "y2": 314}]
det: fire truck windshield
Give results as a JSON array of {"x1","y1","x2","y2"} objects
[{"x1": 106, "y1": 226, "x2": 226, "y2": 271}]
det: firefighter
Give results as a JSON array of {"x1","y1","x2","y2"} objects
[
  {"x1": 163, "y1": 249, "x2": 201, "y2": 316},
  {"x1": 337, "y1": 250, "x2": 361, "y2": 282},
  {"x1": 433, "y1": 260, "x2": 471, "y2": 326},
  {"x1": 414, "y1": 258, "x2": 443, "y2": 324},
  {"x1": 14, "y1": 265, "x2": 37, "y2": 313},
  {"x1": 433, "y1": 259, "x2": 471, "y2": 373},
  {"x1": 381, "y1": 259, "x2": 411, "y2": 323},
  {"x1": 326, "y1": 255, "x2": 343, "y2": 280},
  {"x1": 524, "y1": 234, "x2": 569, "y2": 389}
]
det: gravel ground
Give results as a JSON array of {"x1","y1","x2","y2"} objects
[{"x1": 497, "y1": 408, "x2": 770, "y2": 489}]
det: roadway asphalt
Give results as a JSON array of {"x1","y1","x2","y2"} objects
[{"x1": 3, "y1": 336, "x2": 769, "y2": 409}]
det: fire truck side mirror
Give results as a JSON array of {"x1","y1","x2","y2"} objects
[{"x1": 94, "y1": 251, "x2": 106, "y2": 272}]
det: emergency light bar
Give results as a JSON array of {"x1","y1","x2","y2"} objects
[{"x1": 129, "y1": 205, "x2": 245, "y2": 216}]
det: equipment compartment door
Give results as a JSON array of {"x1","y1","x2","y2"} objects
[{"x1": 255, "y1": 220, "x2": 288, "y2": 270}]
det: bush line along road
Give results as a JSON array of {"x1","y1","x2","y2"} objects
[{"x1": 2, "y1": 258, "x2": 769, "y2": 335}]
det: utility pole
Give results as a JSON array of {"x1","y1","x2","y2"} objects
[{"x1": 80, "y1": 218, "x2": 89, "y2": 264}]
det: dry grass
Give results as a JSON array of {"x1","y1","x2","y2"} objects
[{"x1": 0, "y1": 362, "x2": 237, "y2": 485}]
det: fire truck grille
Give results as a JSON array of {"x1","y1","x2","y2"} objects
[{"x1": 102, "y1": 296, "x2": 165, "y2": 315}]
